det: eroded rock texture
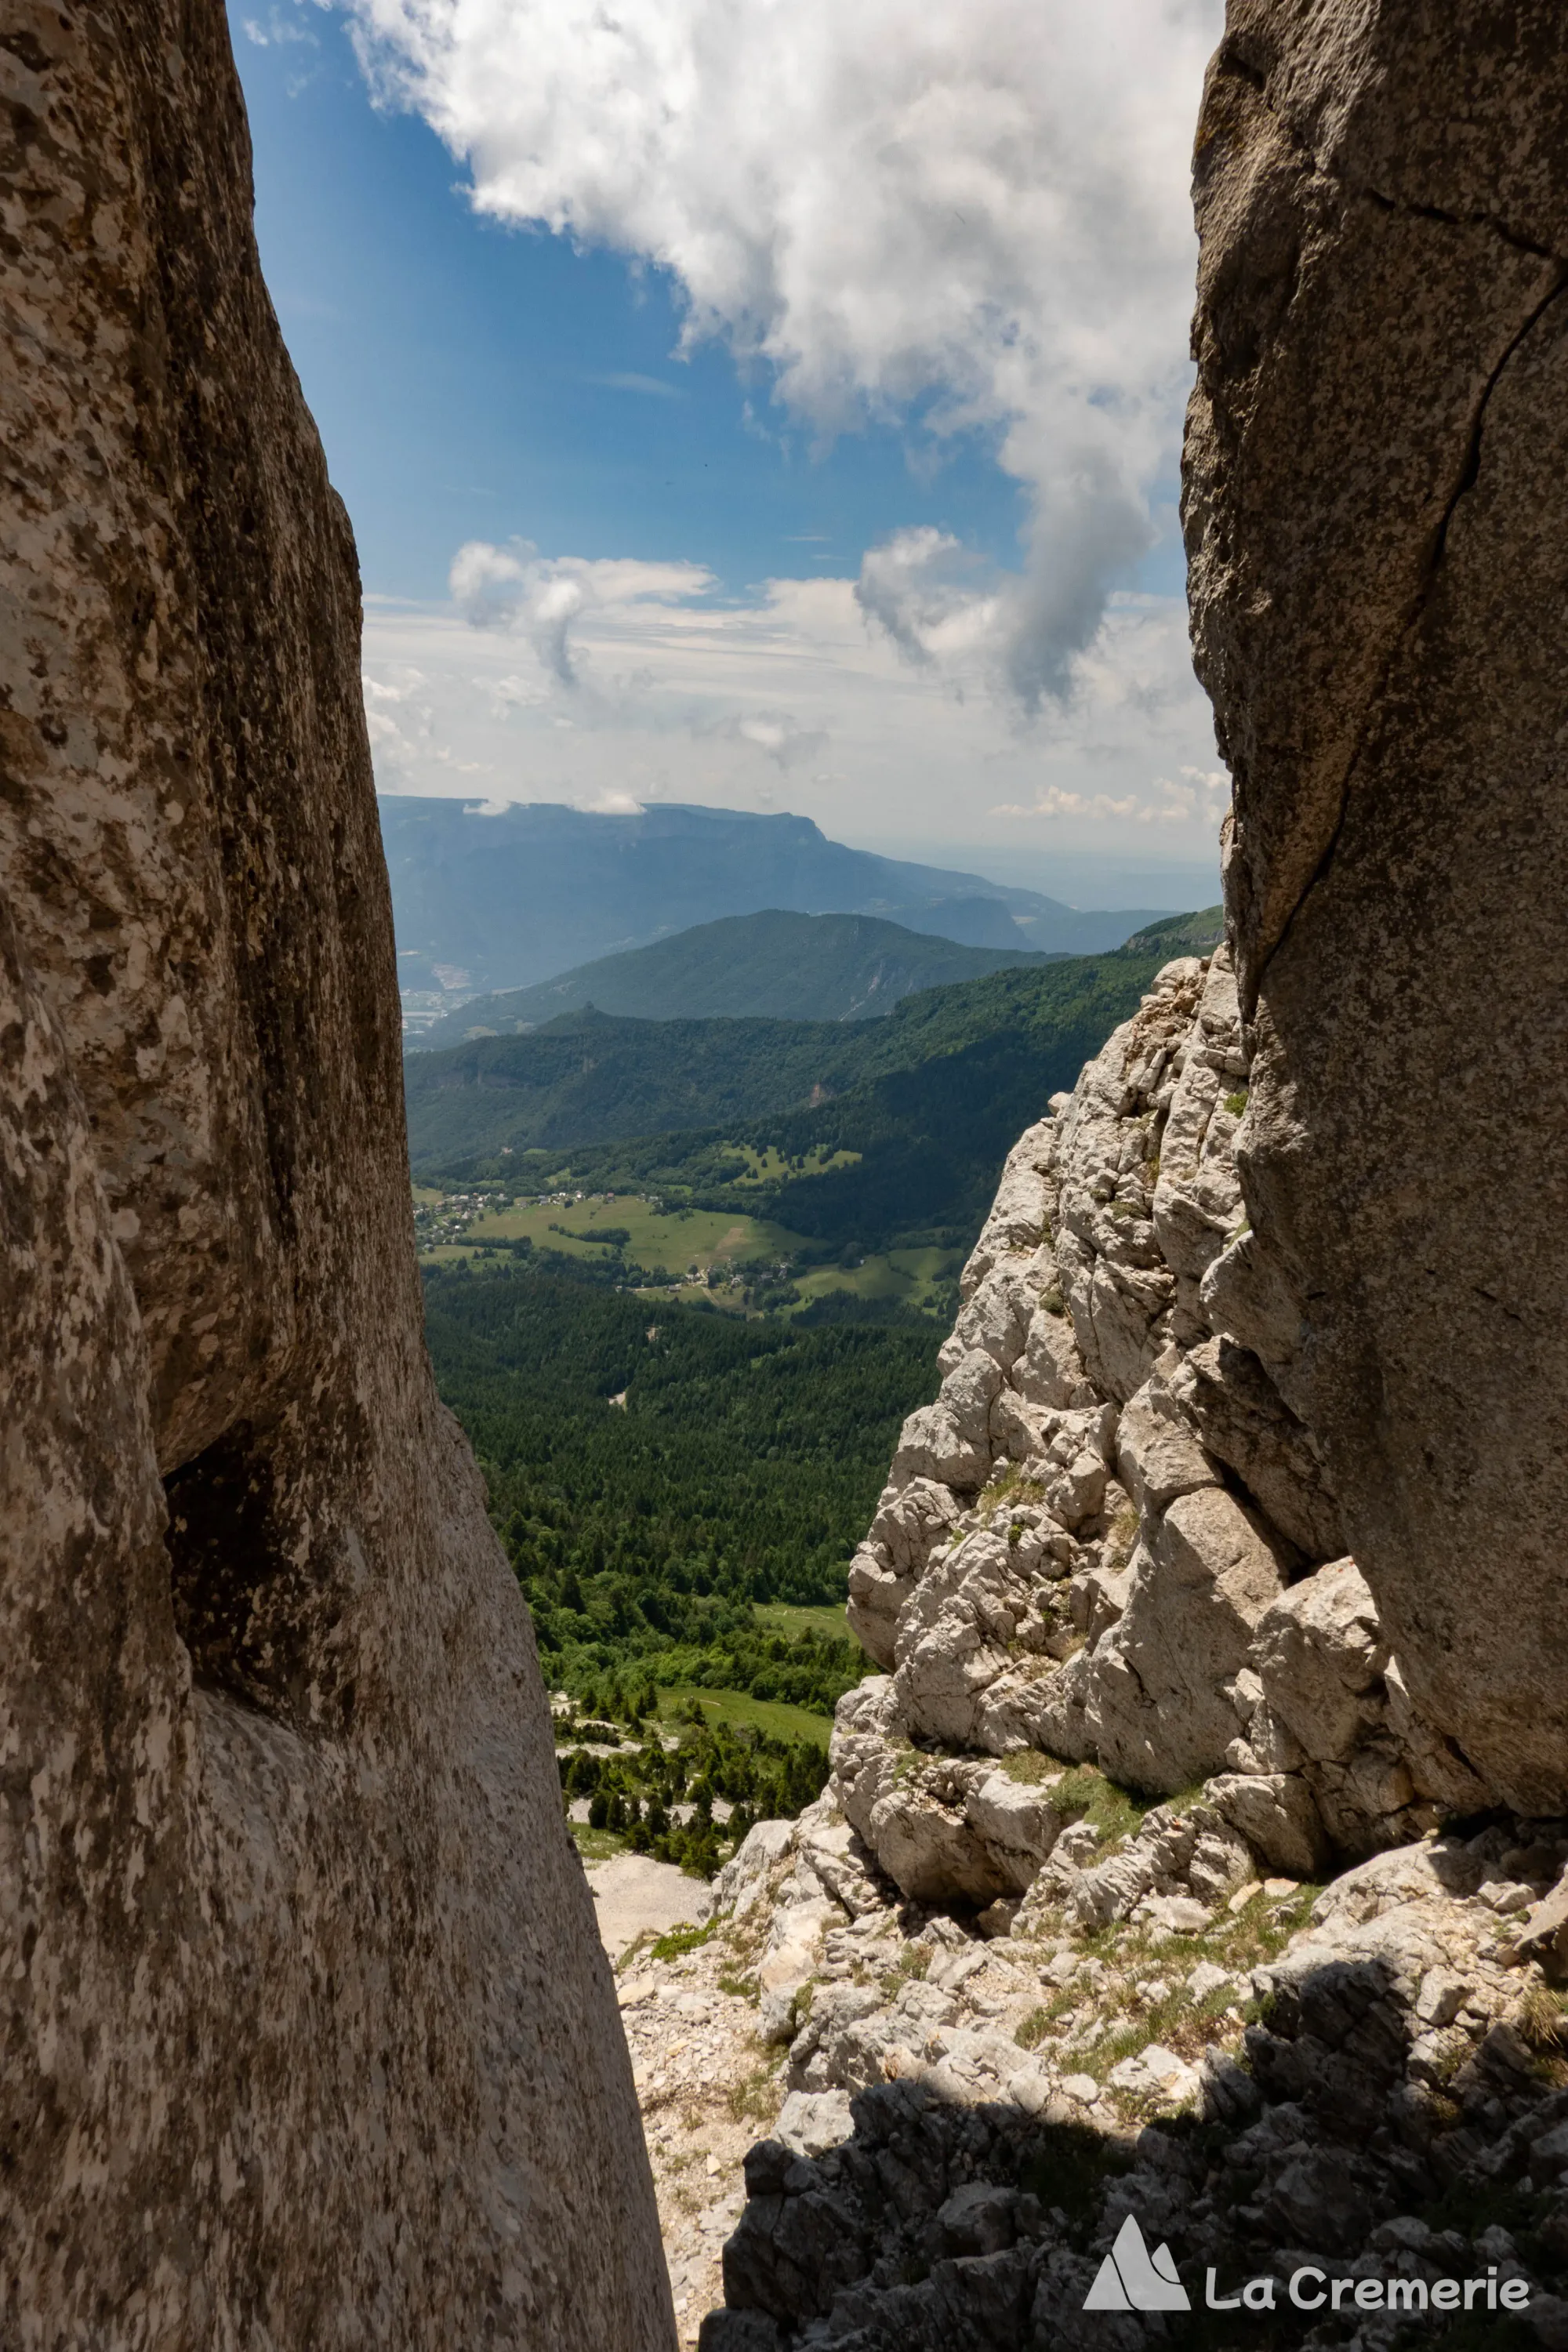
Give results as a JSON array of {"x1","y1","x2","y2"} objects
[
  {"x1": 830, "y1": 953, "x2": 1480, "y2": 1918},
  {"x1": 1, "y1": 5, "x2": 671, "y2": 2343},
  {"x1": 694, "y1": 966, "x2": 1568, "y2": 2347},
  {"x1": 1185, "y1": 0, "x2": 1568, "y2": 1812}
]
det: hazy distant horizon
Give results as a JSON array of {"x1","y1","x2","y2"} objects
[{"x1": 374, "y1": 786, "x2": 1222, "y2": 919}]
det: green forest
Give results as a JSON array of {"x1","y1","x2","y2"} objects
[
  {"x1": 413, "y1": 905, "x2": 1056, "y2": 1042},
  {"x1": 425, "y1": 1263, "x2": 938, "y2": 1700},
  {"x1": 556, "y1": 1708, "x2": 830, "y2": 1879},
  {"x1": 408, "y1": 916, "x2": 1222, "y2": 1260}
]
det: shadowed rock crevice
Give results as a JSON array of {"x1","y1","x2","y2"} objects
[{"x1": 162, "y1": 1424, "x2": 365, "y2": 1731}]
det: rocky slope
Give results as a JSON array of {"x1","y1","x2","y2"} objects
[
  {"x1": 669, "y1": 9, "x2": 1568, "y2": 2340},
  {"x1": 687, "y1": 957, "x2": 1568, "y2": 2346},
  {"x1": 837, "y1": 946, "x2": 1479, "y2": 1906},
  {"x1": 1, "y1": 5, "x2": 667, "y2": 2343}
]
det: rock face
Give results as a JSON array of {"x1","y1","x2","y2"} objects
[
  {"x1": 835, "y1": 951, "x2": 1479, "y2": 1915},
  {"x1": 1, "y1": 7, "x2": 670, "y2": 2344},
  {"x1": 694, "y1": 12, "x2": 1568, "y2": 2343},
  {"x1": 1184, "y1": 1, "x2": 1568, "y2": 1813}
]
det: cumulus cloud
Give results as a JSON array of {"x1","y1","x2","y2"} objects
[
  {"x1": 993, "y1": 764, "x2": 1229, "y2": 828},
  {"x1": 854, "y1": 530, "x2": 1000, "y2": 673},
  {"x1": 361, "y1": 568, "x2": 1223, "y2": 885},
  {"x1": 448, "y1": 538, "x2": 715, "y2": 686},
  {"x1": 706, "y1": 711, "x2": 830, "y2": 770},
  {"x1": 342, "y1": 0, "x2": 1224, "y2": 705}
]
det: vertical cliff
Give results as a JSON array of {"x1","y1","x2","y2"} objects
[
  {"x1": 1185, "y1": 0, "x2": 1568, "y2": 1813},
  {"x1": 0, "y1": 5, "x2": 672, "y2": 2343}
]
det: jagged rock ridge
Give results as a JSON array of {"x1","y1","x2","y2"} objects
[
  {"x1": 691, "y1": 959, "x2": 1568, "y2": 2348},
  {"x1": 1, "y1": 5, "x2": 670, "y2": 2343},
  {"x1": 836, "y1": 949, "x2": 1482, "y2": 1921}
]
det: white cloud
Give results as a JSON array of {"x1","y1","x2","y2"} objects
[
  {"x1": 341, "y1": 0, "x2": 1224, "y2": 705},
  {"x1": 448, "y1": 538, "x2": 716, "y2": 686},
  {"x1": 361, "y1": 564, "x2": 1222, "y2": 873},
  {"x1": 993, "y1": 764, "x2": 1229, "y2": 829},
  {"x1": 244, "y1": 10, "x2": 318, "y2": 44},
  {"x1": 706, "y1": 711, "x2": 831, "y2": 771},
  {"x1": 581, "y1": 371, "x2": 687, "y2": 399},
  {"x1": 854, "y1": 529, "x2": 1000, "y2": 674}
]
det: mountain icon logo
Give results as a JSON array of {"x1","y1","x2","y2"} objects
[{"x1": 1083, "y1": 2216, "x2": 1192, "y2": 2311}]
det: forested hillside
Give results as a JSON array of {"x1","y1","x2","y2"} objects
[
  {"x1": 411, "y1": 907, "x2": 1060, "y2": 1043},
  {"x1": 416, "y1": 909, "x2": 1223, "y2": 1869},
  {"x1": 406, "y1": 915, "x2": 1221, "y2": 1201},
  {"x1": 382, "y1": 795, "x2": 1174, "y2": 1008},
  {"x1": 406, "y1": 1007, "x2": 872, "y2": 1163}
]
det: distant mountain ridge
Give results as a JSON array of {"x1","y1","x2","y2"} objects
[
  {"x1": 379, "y1": 797, "x2": 1171, "y2": 1014},
  {"x1": 403, "y1": 910, "x2": 1226, "y2": 1191},
  {"x1": 408, "y1": 909, "x2": 1063, "y2": 1045}
]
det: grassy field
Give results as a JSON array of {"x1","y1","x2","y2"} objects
[
  {"x1": 568, "y1": 1822, "x2": 626, "y2": 1861},
  {"x1": 753, "y1": 1602, "x2": 855, "y2": 1644},
  {"x1": 422, "y1": 1191, "x2": 809, "y2": 1274},
  {"x1": 652, "y1": 1683, "x2": 833, "y2": 1749},
  {"x1": 723, "y1": 1144, "x2": 862, "y2": 1186},
  {"x1": 788, "y1": 1243, "x2": 963, "y2": 1314},
  {"x1": 415, "y1": 1187, "x2": 960, "y2": 1316}
]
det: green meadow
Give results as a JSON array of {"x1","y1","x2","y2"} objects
[
  {"x1": 651, "y1": 1683, "x2": 834, "y2": 1750},
  {"x1": 421, "y1": 1189, "x2": 808, "y2": 1276}
]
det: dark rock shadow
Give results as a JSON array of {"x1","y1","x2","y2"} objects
[{"x1": 699, "y1": 1948, "x2": 1568, "y2": 2350}]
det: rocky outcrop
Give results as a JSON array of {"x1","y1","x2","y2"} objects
[
  {"x1": 1185, "y1": 0, "x2": 1568, "y2": 1815},
  {"x1": 836, "y1": 953, "x2": 1473, "y2": 1915},
  {"x1": 2, "y1": 6, "x2": 669, "y2": 2343},
  {"x1": 699, "y1": 1815, "x2": 1568, "y2": 2350}
]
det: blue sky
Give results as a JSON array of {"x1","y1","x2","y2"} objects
[
  {"x1": 233, "y1": 5, "x2": 1034, "y2": 606},
  {"x1": 229, "y1": 0, "x2": 1225, "y2": 904}
]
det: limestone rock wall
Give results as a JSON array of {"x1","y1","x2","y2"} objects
[
  {"x1": 836, "y1": 953, "x2": 1488, "y2": 1916},
  {"x1": 1185, "y1": 0, "x2": 1568, "y2": 1813},
  {"x1": 1, "y1": 5, "x2": 670, "y2": 2343}
]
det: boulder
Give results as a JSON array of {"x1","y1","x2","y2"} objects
[
  {"x1": 1168, "y1": 1336, "x2": 1344, "y2": 1563},
  {"x1": 773, "y1": 2090, "x2": 855, "y2": 2160},
  {"x1": 961, "y1": 1769, "x2": 1066, "y2": 1893},
  {"x1": 889, "y1": 1348, "x2": 1000, "y2": 1492},
  {"x1": 1115, "y1": 1361, "x2": 1219, "y2": 1515},
  {"x1": 714, "y1": 1820, "x2": 798, "y2": 1919},
  {"x1": 1089, "y1": 1487, "x2": 1293, "y2": 1791},
  {"x1": 1207, "y1": 1773, "x2": 1332, "y2": 1881},
  {"x1": 1253, "y1": 1559, "x2": 1388, "y2": 1767}
]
